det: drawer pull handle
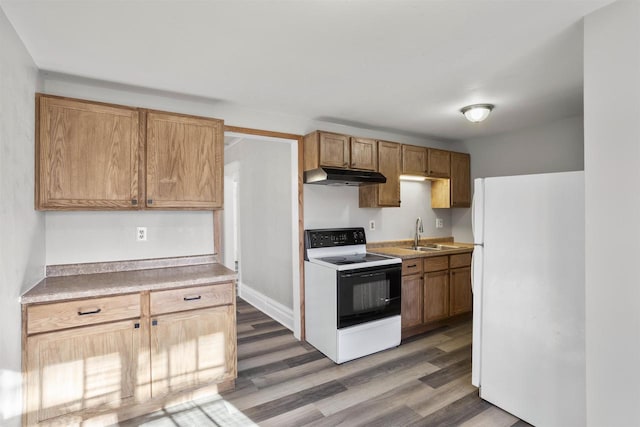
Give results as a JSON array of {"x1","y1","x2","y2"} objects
[
  {"x1": 77, "y1": 308, "x2": 101, "y2": 316},
  {"x1": 408, "y1": 264, "x2": 417, "y2": 268},
  {"x1": 184, "y1": 295, "x2": 202, "y2": 301}
]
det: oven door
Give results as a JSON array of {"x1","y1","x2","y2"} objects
[{"x1": 337, "y1": 264, "x2": 401, "y2": 329}]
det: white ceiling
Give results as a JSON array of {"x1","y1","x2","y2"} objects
[{"x1": 1, "y1": 0, "x2": 614, "y2": 142}]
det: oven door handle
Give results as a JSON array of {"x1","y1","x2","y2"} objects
[
  {"x1": 341, "y1": 271, "x2": 387, "y2": 278},
  {"x1": 381, "y1": 296, "x2": 401, "y2": 303}
]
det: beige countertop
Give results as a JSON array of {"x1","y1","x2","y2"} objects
[
  {"x1": 368, "y1": 238, "x2": 473, "y2": 260},
  {"x1": 22, "y1": 256, "x2": 237, "y2": 304}
]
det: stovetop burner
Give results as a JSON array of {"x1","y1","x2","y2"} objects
[{"x1": 318, "y1": 253, "x2": 393, "y2": 265}]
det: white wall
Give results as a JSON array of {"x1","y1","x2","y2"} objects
[
  {"x1": 304, "y1": 181, "x2": 452, "y2": 242},
  {"x1": 45, "y1": 212, "x2": 214, "y2": 264},
  {"x1": 0, "y1": 9, "x2": 45, "y2": 426},
  {"x1": 225, "y1": 138, "x2": 294, "y2": 309},
  {"x1": 450, "y1": 115, "x2": 584, "y2": 242},
  {"x1": 584, "y1": 2, "x2": 640, "y2": 425}
]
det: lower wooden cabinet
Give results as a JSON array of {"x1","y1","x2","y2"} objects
[
  {"x1": 23, "y1": 282, "x2": 236, "y2": 426},
  {"x1": 25, "y1": 319, "x2": 147, "y2": 425},
  {"x1": 401, "y1": 252, "x2": 473, "y2": 338},
  {"x1": 450, "y1": 266, "x2": 472, "y2": 316},
  {"x1": 401, "y1": 273, "x2": 423, "y2": 328},
  {"x1": 424, "y1": 270, "x2": 450, "y2": 322},
  {"x1": 150, "y1": 305, "x2": 236, "y2": 397}
]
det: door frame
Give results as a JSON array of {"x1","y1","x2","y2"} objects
[{"x1": 216, "y1": 125, "x2": 305, "y2": 340}]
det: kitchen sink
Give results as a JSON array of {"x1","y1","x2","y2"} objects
[{"x1": 404, "y1": 244, "x2": 462, "y2": 251}]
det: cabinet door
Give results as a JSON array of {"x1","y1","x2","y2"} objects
[
  {"x1": 424, "y1": 270, "x2": 449, "y2": 322},
  {"x1": 450, "y1": 152, "x2": 471, "y2": 207},
  {"x1": 402, "y1": 145, "x2": 427, "y2": 175},
  {"x1": 350, "y1": 137, "x2": 377, "y2": 171},
  {"x1": 377, "y1": 141, "x2": 402, "y2": 206},
  {"x1": 150, "y1": 305, "x2": 236, "y2": 397},
  {"x1": 146, "y1": 112, "x2": 223, "y2": 209},
  {"x1": 318, "y1": 132, "x2": 350, "y2": 168},
  {"x1": 450, "y1": 266, "x2": 472, "y2": 316},
  {"x1": 25, "y1": 319, "x2": 146, "y2": 425},
  {"x1": 36, "y1": 95, "x2": 141, "y2": 210},
  {"x1": 427, "y1": 148, "x2": 451, "y2": 178},
  {"x1": 401, "y1": 274, "x2": 423, "y2": 329}
]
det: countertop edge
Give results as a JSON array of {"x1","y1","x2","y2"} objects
[
  {"x1": 368, "y1": 243, "x2": 473, "y2": 260},
  {"x1": 21, "y1": 263, "x2": 237, "y2": 305}
]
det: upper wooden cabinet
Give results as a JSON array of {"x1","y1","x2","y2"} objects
[
  {"x1": 146, "y1": 112, "x2": 223, "y2": 209},
  {"x1": 431, "y1": 151, "x2": 471, "y2": 208},
  {"x1": 36, "y1": 95, "x2": 142, "y2": 209},
  {"x1": 427, "y1": 148, "x2": 451, "y2": 178},
  {"x1": 35, "y1": 94, "x2": 224, "y2": 210},
  {"x1": 359, "y1": 140, "x2": 401, "y2": 207},
  {"x1": 304, "y1": 131, "x2": 377, "y2": 171},
  {"x1": 319, "y1": 131, "x2": 350, "y2": 168},
  {"x1": 450, "y1": 152, "x2": 471, "y2": 207},
  {"x1": 350, "y1": 137, "x2": 377, "y2": 171},
  {"x1": 402, "y1": 145, "x2": 427, "y2": 175}
]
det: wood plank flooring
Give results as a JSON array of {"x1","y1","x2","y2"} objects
[{"x1": 118, "y1": 298, "x2": 530, "y2": 426}]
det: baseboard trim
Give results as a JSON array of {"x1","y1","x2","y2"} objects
[{"x1": 238, "y1": 282, "x2": 294, "y2": 331}]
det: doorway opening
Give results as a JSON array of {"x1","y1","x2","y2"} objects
[{"x1": 222, "y1": 131, "x2": 301, "y2": 339}]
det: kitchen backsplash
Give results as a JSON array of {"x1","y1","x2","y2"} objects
[{"x1": 304, "y1": 180, "x2": 452, "y2": 241}]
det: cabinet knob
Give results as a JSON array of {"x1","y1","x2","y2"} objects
[
  {"x1": 131, "y1": 199, "x2": 138, "y2": 205},
  {"x1": 147, "y1": 199, "x2": 153, "y2": 204},
  {"x1": 152, "y1": 319, "x2": 158, "y2": 326}
]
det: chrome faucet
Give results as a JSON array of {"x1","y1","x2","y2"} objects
[{"x1": 414, "y1": 217, "x2": 424, "y2": 248}]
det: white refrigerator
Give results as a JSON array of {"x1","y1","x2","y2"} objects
[{"x1": 471, "y1": 171, "x2": 585, "y2": 427}]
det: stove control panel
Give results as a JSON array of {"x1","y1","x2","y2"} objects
[{"x1": 304, "y1": 227, "x2": 366, "y2": 249}]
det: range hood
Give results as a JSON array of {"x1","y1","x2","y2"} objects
[{"x1": 304, "y1": 167, "x2": 387, "y2": 186}]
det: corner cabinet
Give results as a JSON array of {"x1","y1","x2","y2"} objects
[
  {"x1": 23, "y1": 282, "x2": 236, "y2": 426},
  {"x1": 35, "y1": 94, "x2": 224, "y2": 210},
  {"x1": 359, "y1": 140, "x2": 401, "y2": 207}
]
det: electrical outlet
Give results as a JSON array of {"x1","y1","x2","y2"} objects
[
  {"x1": 435, "y1": 218, "x2": 444, "y2": 229},
  {"x1": 137, "y1": 227, "x2": 147, "y2": 241},
  {"x1": 369, "y1": 220, "x2": 376, "y2": 231}
]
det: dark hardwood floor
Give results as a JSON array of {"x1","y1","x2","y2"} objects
[{"x1": 119, "y1": 298, "x2": 529, "y2": 426}]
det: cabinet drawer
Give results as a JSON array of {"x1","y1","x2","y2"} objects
[
  {"x1": 150, "y1": 282, "x2": 233, "y2": 315},
  {"x1": 450, "y1": 253, "x2": 472, "y2": 268},
  {"x1": 27, "y1": 293, "x2": 141, "y2": 335},
  {"x1": 402, "y1": 260, "x2": 423, "y2": 276},
  {"x1": 424, "y1": 256, "x2": 449, "y2": 272}
]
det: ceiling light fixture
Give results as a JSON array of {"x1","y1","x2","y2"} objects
[{"x1": 460, "y1": 104, "x2": 494, "y2": 123}]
